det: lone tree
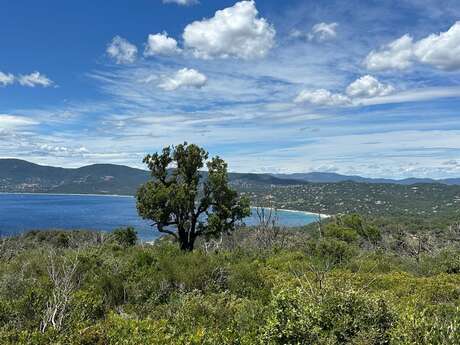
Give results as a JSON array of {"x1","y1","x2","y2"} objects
[{"x1": 136, "y1": 143, "x2": 251, "y2": 251}]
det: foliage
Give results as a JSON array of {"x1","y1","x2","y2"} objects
[
  {"x1": 137, "y1": 143, "x2": 250, "y2": 251},
  {"x1": 263, "y1": 287, "x2": 394, "y2": 344},
  {"x1": 0, "y1": 226, "x2": 459, "y2": 344},
  {"x1": 111, "y1": 226, "x2": 138, "y2": 247}
]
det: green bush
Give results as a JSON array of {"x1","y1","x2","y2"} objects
[
  {"x1": 68, "y1": 289, "x2": 105, "y2": 326},
  {"x1": 263, "y1": 287, "x2": 394, "y2": 345},
  {"x1": 324, "y1": 223, "x2": 359, "y2": 243},
  {"x1": 391, "y1": 301, "x2": 460, "y2": 345},
  {"x1": 307, "y1": 238, "x2": 357, "y2": 266},
  {"x1": 111, "y1": 226, "x2": 138, "y2": 247}
]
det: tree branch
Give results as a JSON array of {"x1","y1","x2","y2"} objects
[{"x1": 154, "y1": 223, "x2": 179, "y2": 240}]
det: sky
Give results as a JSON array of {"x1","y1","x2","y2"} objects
[{"x1": 1, "y1": 0, "x2": 460, "y2": 178}]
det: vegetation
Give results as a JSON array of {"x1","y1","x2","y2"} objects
[
  {"x1": 137, "y1": 143, "x2": 250, "y2": 251},
  {"x1": 0, "y1": 212, "x2": 459, "y2": 344},
  {"x1": 2, "y1": 147, "x2": 460, "y2": 343}
]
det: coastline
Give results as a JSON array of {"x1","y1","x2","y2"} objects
[{"x1": 276, "y1": 209, "x2": 331, "y2": 219}]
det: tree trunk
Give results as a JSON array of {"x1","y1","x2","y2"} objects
[
  {"x1": 180, "y1": 237, "x2": 195, "y2": 251},
  {"x1": 177, "y1": 221, "x2": 197, "y2": 252}
]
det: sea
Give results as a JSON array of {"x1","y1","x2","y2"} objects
[{"x1": 0, "y1": 193, "x2": 320, "y2": 241}]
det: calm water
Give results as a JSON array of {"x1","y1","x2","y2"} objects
[{"x1": 0, "y1": 193, "x2": 318, "y2": 241}]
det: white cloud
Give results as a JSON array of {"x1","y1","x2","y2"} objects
[
  {"x1": 183, "y1": 0, "x2": 275, "y2": 59},
  {"x1": 364, "y1": 34, "x2": 414, "y2": 71},
  {"x1": 365, "y1": 22, "x2": 460, "y2": 71},
  {"x1": 346, "y1": 75, "x2": 394, "y2": 98},
  {"x1": 294, "y1": 89, "x2": 350, "y2": 106},
  {"x1": 37, "y1": 144, "x2": 89, "y2": 155},
  {"x1": 158, "y1": 68, "x2": 207, "y2": 91},
  {"x1": 163, "y1": 0, "x2": 198, "y2": 5},
  {"x1": 0, "y1": 114, "x2": 39, "y2": 129},
  {"x1": 145, "y1": 32, "x2": 181, "y2": 56},
  {"x1": 107, "y1": 36, "x2": 138, "y2": 64},
  {"x1": 295, "y1": 75, "x2": 394, "y2": 106},
  {"x1": 0, "y1": 71, "x2": 15, "y2": 86},
  {"x1": 308, "y1": 22, "x2": 339, "y2": 41},
  {"x1": 18, "y1": 72, "x2": 54, "y2": 87},
  {"x1": 414, "y1": 22, "x2": 460, "y2": 71}
]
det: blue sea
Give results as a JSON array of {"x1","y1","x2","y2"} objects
[{"x1": 0, "y1": 193, "x2": 319, "y2": 241}]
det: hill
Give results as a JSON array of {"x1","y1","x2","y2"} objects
[
  {"x1": 239, "y1": 181, "x2": 460, "y2": 227},
  {"x1": 0, "y1": 159, "x2": 150, "y2": 195},
  {"x1": 273, "y1": 172, "x2": 460, "y2": 185},
  {"x1": 2, "y1": 159, "x2": 460, "y2": 196},
  {"x1": 0, "y1": 159, "x2": 299, "y2": 195}
]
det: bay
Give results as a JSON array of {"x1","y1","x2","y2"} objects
[{"x1": 0, "y1": 193, "x2": 320, "y2": 241}]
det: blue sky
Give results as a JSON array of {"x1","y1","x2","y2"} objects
[{"x1": 1, "y1": 0, "x2": 460, "y2": 178}]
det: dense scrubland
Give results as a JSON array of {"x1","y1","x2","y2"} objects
[{"x1": 1, "y1": 214, "x2": 459, "y2": 345}]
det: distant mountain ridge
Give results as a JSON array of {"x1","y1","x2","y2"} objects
[
  {"x1": 1, "y1": 159, "x2": 459, "y2": 196},
  {"x1": 0, "y1": 159, "x2": 300, "y2": 195},
  {"x1": 272, "y1": 172, "x2": 460, "y2": 185}
]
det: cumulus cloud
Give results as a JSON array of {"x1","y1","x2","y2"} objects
[
  {"x1": 145, "y1": 32, "x2": 181, "y2": 56},
  {"x1": 414, "y1": 22, "x2": 460, "y2": 71},
  {"x1": 158, "y1": 68, "x2": 207, "y2": 91},
  {"x1": 294, "y1": 89, "x2": 350, "y2": 106},
  {"x1": 18, "y1": 72, "x2": 54, "y2": 87},
  {"x1": 346, "y1": 75, "x2": 394, "y2": 98},
  {"x1": 296, "y1": 76, "x2": 394, "y2": 106},
  {"x1": 163, "y1": 0, "x2": 198, "y2": 5},
  {"x1": 364, "y1": 34, "x2": 414, "y2": 71},
  {"x1": 183, "y1": 0, "x2": 275, "y2": 59},
  {"x1": 0, "y1": 114, "x2": 39, "y2": 129},
  {"x1": 365, "y1": 22, "x2": 460, "y2": 71},
  {"x1": 107, "y1": 36, "x2": 138, "y2": 64},
  {"x1": 0, "y1": 71, "x2": 15, "y2": 86}
]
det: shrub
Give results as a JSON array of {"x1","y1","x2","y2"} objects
[
  {"x1": 391, "y1": 301, "x2": 460, "y2": 345},
  {"x1": 324, "y1": 223, "x2": 359, "y2": 243},
  {"x1": 263, "y1": 287, "x2": 394, "y2": 345},
  {"x1": 307, "y1": 238, "x2": 357, "y2": 266},
  {"x1": 111, "y1": 227, "x2": 138, "y2": 247},
  {"x1": 68, "y1": 289, "x2": 105, "y2": 326}
]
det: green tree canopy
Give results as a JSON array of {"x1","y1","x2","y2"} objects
[{"x1": 136, "y1": 143, "x2": 250, "y2": 251}]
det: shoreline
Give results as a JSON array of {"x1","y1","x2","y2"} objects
[
  {"x1": 253, "y1": 206, "x2": 331, "y2": 219},
  {"x1": 0, "y1": 192, "x2": 331, "y2": 218}
]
